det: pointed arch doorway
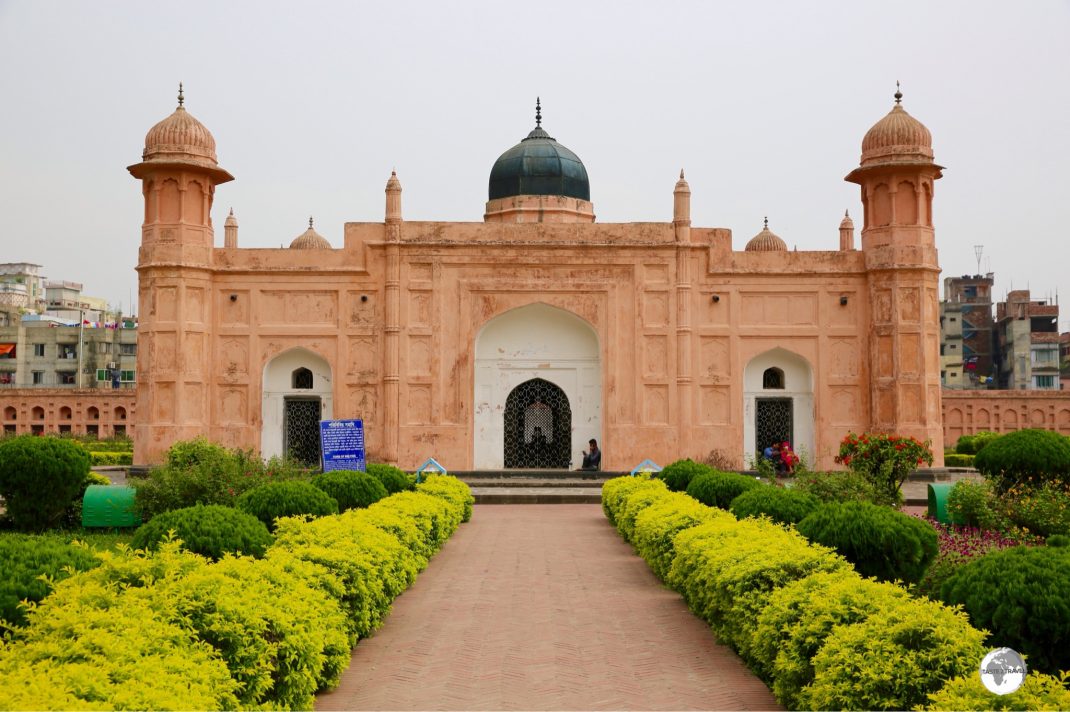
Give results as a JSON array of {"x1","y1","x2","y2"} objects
[
  {"x1": 474, "y1": 303, "x2": 601, "y2": 469},
  {"x1": 504, "y1": 378, "x2": 572, "y2": 468},
  {"x1": 261, "y1": 348, "x2": 333, "y2": 465}
]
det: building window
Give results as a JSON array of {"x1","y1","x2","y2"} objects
[
  {"x1": 58, "y1": 424, "x2": 71, "y2": 434},
  {"x1": 113, "y1": 424, "x2": 126, "y2": 437},
  {"x1": 762, "y1": 367, "x2": 785, "y2": 389},
  {"x1": 1034, "y1": 375, "x2": 1056, "y2": 389},
  {"x1": 97, "y1": 342, "x2": 111, "y2": 354},
  {"x1": 59, "y1": 372, "x2": 76, "y2": 385},
  {"x1": 31, "y1": 424, "x2": 43, "y2": 435},
  {"x1": 120, "y1": 343, "x2": 137, "y2": 355},
  {"x1": 120, "y1": 370, "x2": 135, "y2": 383},
  {"x1": 0, "y1": 372, "x2": 12, "y2": 385},
  {"x1": 86, "y1": 424, "x2": 98, "y2": 438},
  {"x1": 59, "y1": 345, "x2": 77, "y2": 360},
  {"x1": 33, "y1": 343, "x2": 45, "y2": 357},
  {"x1": 3, "y1": 424, "x2": 15, "y2": 435},
  {"x1": 1032, "y1": 348, "x2": 1057, "y2": 364},
  {"x1": 32, "y1": 371, "x2": 44, "y2": 384},
  {"x1": 292, "y1": 367, "x2": 313, "y2": 389}
]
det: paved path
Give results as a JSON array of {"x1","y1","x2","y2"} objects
[{"x1": 317, "y1": 505, "x2": 780, "y2": 711}]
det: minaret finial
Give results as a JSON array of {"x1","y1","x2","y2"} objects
[
  {"x1": 229, "y1": 207, "x2": 234, "y2": 216},
  {"x1": 178, "y1": 82, "x2": 184, "y2": 107},
  {"x1": 680, "y1": 169, "x2": 685, "y2": 180},
  {"x1": 894, "y1": 80, "x2": 902, "y2": 105},
  {"x1": 535, "y1": 97, "x2": 542, "y2": 128},
  {"x1": 764, "y1": 216, "x2": 769, "y2": 229},
  {"x1": 309, "y1": 216, "x2": 314, "y2": 229},
  {"x1": 845, "y1": 209, "x2": 850, "y2": 217}
]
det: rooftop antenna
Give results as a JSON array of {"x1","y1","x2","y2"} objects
[{"x1": 974, "y1": 245, "x2": 983, "y2": 275}]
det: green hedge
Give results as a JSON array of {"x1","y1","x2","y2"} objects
[
  {"x1": 0, "y1": 535, "x2": 102, "y2": 628},
  {"x1": 943, "y1": 453, "x2": 975, "y2": 468},
  {"x1": 0, "y1": 473, "x2": 473, "y2": 710},
  {"x1": 602, "y1": 475, "x2": 990, "y2": 711}
]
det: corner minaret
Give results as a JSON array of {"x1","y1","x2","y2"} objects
[
  {"x1": 224, "y1": 208, "x2": 238, "y2": 248},
  {"x1": 673, "y1": 169, "x2": 691, "y2": 243},
  {"x1": 838, "y1": 210, "x2": 855, "y2": 251},
  {"x1": 846, "y1": 84, "x2": 945, "y2": 461},
  {"x1": 127, "y1": 84, "x2": 233, "y2": 465}
]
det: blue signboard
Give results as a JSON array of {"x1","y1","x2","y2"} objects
[{"x1": 320, "y1": 419, "x2": 366, "y2": 472}]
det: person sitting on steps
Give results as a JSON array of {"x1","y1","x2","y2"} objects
[{"x1": 581, "y1": 438, "x2": 601, "y2": 471}]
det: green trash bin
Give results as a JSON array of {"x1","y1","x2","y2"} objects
[
  {"x1": 82, "y1": 484, "x2": 141, "y2": 528},
  {"x1": 927, "y1": 482, "x2": 955, "y2": 524}
]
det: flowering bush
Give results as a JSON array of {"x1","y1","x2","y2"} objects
[
  {"x1": 834, "y1": 431, "x2": 933, "y2": 505},
  {"x1": 915, "y1": 518, "x2": 1026, "y2": 598},
  {"x1": 1001, "y1": 481, "x2": 1070, "y2": 538}
]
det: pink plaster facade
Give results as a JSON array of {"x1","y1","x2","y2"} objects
[
  {"x1": 942, "y1": 390, "x2": 1070, "y2": 444},
  {"x1": 129, "y1": 90, "x2": 947, "y2": 470},
  {"x1": 1, "y1": 389, "x2": 135, "y2": 438}
]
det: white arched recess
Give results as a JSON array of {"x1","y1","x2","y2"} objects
[
  {"x1": 474, "y1": 303, "x2": 601, "y2": 469},
  {"x1": 261, "y1": 348, "x2": 333, "y2": 460},
  {"x1": 742, "y1": 348, "x2": 815, "y2": 466}
]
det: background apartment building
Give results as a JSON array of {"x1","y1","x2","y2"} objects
[
  {"x1": 0, "y1": 321, "x2": 137, "y2": 389},
  {"x1": 940, "y1": 274, "x2": 995, "y2": 389},
  {"x1": 995, "y1": 289, "x2": 1060, "y2": 390}
]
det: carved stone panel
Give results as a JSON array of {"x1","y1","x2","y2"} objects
[
  {"x1": 219, "y1": 337, "x2": 249, "y2": 382},
  {"x1": 643, "y1": 335, "x2": 669, "y2": 379},
  {"x1": 407, "y1": 385, "x2": 432, "y2": 424},
  {"x1": 347, "y1": 337, "x2": 378, "y2": 380},
  {"x1": 643, "y1": 291, "x2": 670, "y2": 327},
  {"x1": 408, "y1": 262, "x2": 433, "y2": 282},
  {"x1": 154, "y1": 381, "x2": 175, "y2": 422},
  {"x1": 900, "y1": 333, "x2": 920, "y2": 376},
  {"x1": 873, "y1": 289, "x2": 893, "y2": 325},
  {"x1": 408, "y1": 335, "x2": 432, "y2": 377},
  {"x1": 259, "y1": 291, "x2": 338, "y2": 326},
  {"x1": 643, "y1": 385, "x2": 669, "y2": 425},
  {"x1": 183, "y1": 332, "x2": 205, "y2": 376},
  {"x1": 741, "y1": 293, "x2": 816, "y2": 325},
  {"x1": 155, "y1": 332, "x2": 177, "y2": 372},
  {"x1": 644, "y1": 263, "x2": 669, "y2": 284},
  {"x1": 829, "y1": 338, "x2": 859, "y2": 379},
  {"x1": 156, "y1": 286, "x2": 177, "y2": 322},
  {"x1": 219, "y1": 290, "x2": 249, "y2": 326},
  {"x1": 899, "y1": 287, "x2": 920, "y2": 323},
  {"x1": 876, "y1": 335, "x2": 894, "y2": 379},
  {"x1": 348, "y1": 290, "x2": 379, "y2": 328},
  {"x1": 183, "y1": 383, "x2": 204, "y2": 424},
  {"x1": 186, "y1": 287, "x2": 205, "y2": 324},
  {"x1": 409, "y1": 291, "x2": 432, "y2": 327},
  {"x1": 699, "y1": 336, "x2": 729, "y2": 381},
  {"x1": 699, "y1": 386, "x2": 729, "y2": 425},
  {"x1": 349, "y1": 386, "x2": 378, "y2": 422},
  {"x1": 876, "y1": 388, "x2": 895, "y2": 425},
  {"x1": 831, "y1": 388, "x2": 858, "y2": 425},
  {"x1": 219, "y1": 388, "x2": 246, "y2": 423},
  {"x1": 901, "y1": 385, "x2": 921, "y2": 423}
]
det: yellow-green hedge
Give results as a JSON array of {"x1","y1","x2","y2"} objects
[
  {"x1": 0, "y1": 474, "x2": 473, "y2": 710},
  {"x1": 88, "y1": 451, "x2": 132, "y2": 466},
  {"x1": 602, "y1": 474, "x2": 992, "y2": 711}
]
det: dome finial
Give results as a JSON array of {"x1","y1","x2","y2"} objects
[
  {"x1": 894, "y1": 80, "x2": 902, "y2": 105},
  {"x1": 178, "y1": 82, "x2": 184, "y2": 107},
  {"x1": 535, "y1": 97, "x2": 542, "y2": 128},
  {"x1": 845, "y1": 209, "x2": 850, "y2": 217},
  {"x1": 763, "y1": 216, "x2": 769, "y2": 229},
  {"x1": 309, "y1": 216, "x2": 314, "y2": 229},
  {"x1": 680, "y1": 169, "x2": 685, "y2": 180}
]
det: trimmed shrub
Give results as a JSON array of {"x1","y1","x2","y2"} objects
[
  {"x1": 632, "y1": 492, "x2": 729, "y2": 580},
  {"x1": 0, "y1": 555, "x2": 240, "y2": 711},
  {"x1": 237, "y1": 481, "x2": 338, "y2": 531},
  {"x1": 89, "y1": 451, "x2": 134, "y2": 466},
  {"x1": 1047, "y1": 534, "x2": 1070, "y2": 547},
  {"x1": 943, "y1": 453, "x2": 974, "y2": 468},
  {"x1": 271, "y1": 510, "x2": 421, "y2": 643},
  {"x1": 366, "y1": 463, "x2": 414, "y2": 494},
  {"x1": 130, "y1": 504, "x2": 273, "y2": 560},
  {"x1": 666, "y1": 516, "x2": 848, "y2": 659},
  {"x1": 602, "y1": 475, "x2": 665, "y2": 526},
  {"x1": 924, "y1": 670, "x2": 1070, "y2": 711},
  {"x1": 0, "y1": 535, "x2": 101, "y2": 628},
  {"x1": 974, "y1": 429, "x2": 1070, "y2": 494},
  {"x1": 0, "y1": 435, "x2": 91, "y2": 530},
  {"x1": 371, "y1": 490, "x2": 461, "y2": 555},
  {"x1": 796, "y1": 501, "x2": 938, "y2": 584},
  {"x1": 940, "y1": 545, "x2": 1070, "y2": 674},
  {"x1": 614, "y1": 479, "x2": 671, "y2": 541},
  {"x1": 312, "y1": 470, "x2": 388, "y2": 512},
  {"x1": 729, "y1": 486, "x2": 821, "y2": 525},
  {"x1": 947, "y1": 479, "x2": 1005, "y2": 530},
  {"x1": 750, "y1": 570, "x2": 911, "y2": 707},
  {"x1": 686, "y1": 470, "x2": 763, "y2": 510},
  {"x1": 416, "y1": 474, "x2": 474, "y2": 523},
  {"x1": 792, "y1": 469, "x2": 882, "y2": 504},
  {"x1": 657, "y1": 458, "x2": 715, "y2": 492},
  {"x1": 955, "y1": 431, "x2": 1000, "y2": 455},
  {"x1": 166, "y1": 436, "x2": 231, "y2": 469},
  {"x1": 799, "y1": 596, "x2": 987, "y2": 711}
]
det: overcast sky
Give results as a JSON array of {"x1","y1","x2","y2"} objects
[{"x1": 1, "y1": 1, "x2": 1067, "y2": 329}]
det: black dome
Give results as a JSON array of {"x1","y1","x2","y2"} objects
[{"x1": 488, "y1": 123, "x2": 590, "y2": 201}]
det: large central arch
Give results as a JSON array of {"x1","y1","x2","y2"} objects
[{"x1": 473, "y1": 303, "x2": 601, "y2": 469}]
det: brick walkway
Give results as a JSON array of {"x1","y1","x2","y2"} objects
[{"x1": 316, "y1": 504, "x2": 780, "y2": 711}]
